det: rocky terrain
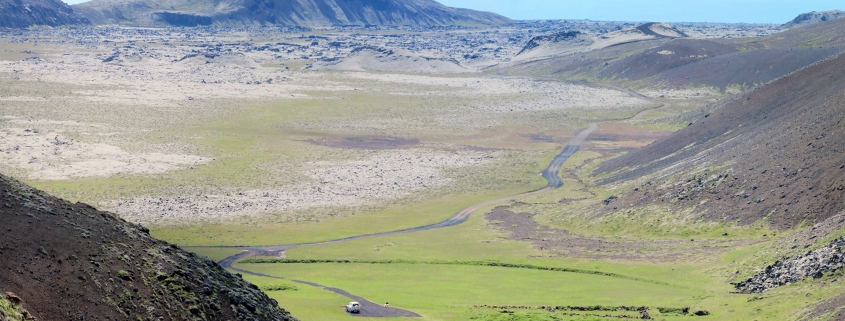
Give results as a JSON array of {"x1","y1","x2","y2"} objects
[
  {"x1": 511, "y1": 22, "x2": 688, "y2": 63},
  {"x1": 73, "y1": 0, "x2": 511, "y2": 27},
  {"x1": 783, "y1": 10, "x2": 845, "y2": 29},
  {"x1": 0, "y1": 173, "x2": 297, "y2": 320},
  {"x1": 111, "y1": 149, "x2": 495, "y2": 225},
  {"x1": 0, "y1": 0, "x2": 89, "y2": 28},
  {"x1": 735, "y1": 238, "x2": 845, "y2": 293}
]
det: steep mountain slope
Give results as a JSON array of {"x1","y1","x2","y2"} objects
[
  {"x1": 0, "y1": 0, "x2": 89, "y2": 28},
  {"x1": 504, "y1": 18, "x2": 845, "y2": 91},
  {"x1": 0, "y1": 173, "x2": 297, "y2": 320},
  {"x1": 595, "y1": 52, "x2": 845, "y2": 229},
  {"x1": 782, "y1": 10, "x2": 845, "y2": 29},
  {"x1": 73, "y1": 0, "x2": 511, "y2": 27},
  {"x1": 654, "y1": 46, "x2": 844, "y2": 92}
]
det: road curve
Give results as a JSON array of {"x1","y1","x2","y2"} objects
[
  {"x1": 226, "y1": 264, "x2": 420, "y2": 317},
  {"x1": 542, "y1": 123, "x2": 598, "y2": 188},
  {"x1": 193, "y1": 123, "x2": 599, "y2": 318}
]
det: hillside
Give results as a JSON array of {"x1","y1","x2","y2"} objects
[
  {"x1": 0, "y1": 0, "x2": 89, "y2": 28},
  {"x1": 746, "y1": 15, "x2": 845, "y2": 48},
  {"x1": 503, "y1": 18, "x2": 845, "y2": 91},
  {"x1": 72, "y1": 0, "x2": 512, "y2": 27},
  {"x1": 782, "y1": 10, "x2": 845, "y2": 28},
  {"x1": 0, "y1": 174, "x2": 297, "y2": 320},
  {"x1": 595, "y1": 52, "x2": 845, "y2": 229},
  {"x1": 512, "y1": 22, "x2": 686, "y2": 62}
]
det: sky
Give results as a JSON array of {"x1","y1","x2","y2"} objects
[{"x1": 437, "y1": 0, "x2": 843, "y2": 23}]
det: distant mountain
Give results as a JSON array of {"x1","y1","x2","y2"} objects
[
  {"x1": 783, "y1": 10, "x2": 845, "y2": 28},
  {"x1": 0, "y1": 173, "x2": 298, "y2": 320},
  {"x1": 73, "y1": 0, "x2": 512, "y2": 27},
  {"x1": 0, "y1": 0, "x2": 90, "y2": 28}
]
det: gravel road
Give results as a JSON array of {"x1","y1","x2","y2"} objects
[{"x1": 194, "y1": 123, "x2": 599, "y2": 317}]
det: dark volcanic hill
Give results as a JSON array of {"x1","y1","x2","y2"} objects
[
  {"x1": 73, "y1": 0, "x2": 512, "y2": 27},
  {"x1": 0, "y1": 0, "x2": 89, "y2": 28},
  {"x1": 505, "y1": 17, "x2": 845, "y2": 91},
  {"x1": 0, "y1": 174, "x2": 298, "y2": 320},
  {"x1": 595, "y1": 52, "x2": 845, "y2": 229}
]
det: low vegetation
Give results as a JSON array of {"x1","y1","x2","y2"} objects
[{"x1": 3, "y1": 18, "x2": 845, "y2": 320}]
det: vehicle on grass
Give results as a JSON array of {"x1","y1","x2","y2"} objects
[{"x1": 346, "y1": 302, "x2": 361, "y2": 313}]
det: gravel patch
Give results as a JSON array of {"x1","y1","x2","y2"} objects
[
  {"x1": 0, "y1": 127, "x2": 210, "y2": 180},
  {"x1": 111, "y1": 149, "x2": 492, "y2": 225}
]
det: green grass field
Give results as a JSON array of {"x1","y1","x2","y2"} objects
[
  {"x1": 151, "y1": 78, "x2": 840, "y2": 320},
  {"x1": 4, "y1": 62, "x2": 838, "y2": 321},
  {"x1": 237, "y1": 261, "x2": 704, "y2": 320}
]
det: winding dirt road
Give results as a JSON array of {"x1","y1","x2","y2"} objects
[
  {"x1": 192, "y1": 123, "x2": 598, "y2": 317},
  {"x1": 196, "y1": 125, "x2": 593, "y2": 317},
  {"x1": 190, "y1": 83, "x2": 665, "y2": 318},
  {"x1": 542, "y1": 123, "x2": 598, "y2": 188}
]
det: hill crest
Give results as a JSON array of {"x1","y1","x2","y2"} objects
[
  {"x1": 783, "y1": 10, "x2": 845, "y2": 28},
  {"x1": 73, "y1": 0, "x2": 512, "y2": 27},
  {"x1": 0, "y1": 0, "x2": 90, "y2": 28}
]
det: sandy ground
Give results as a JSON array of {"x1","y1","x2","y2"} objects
[{"x1": 342, "y1": 72, "x2": 652, "y2": 112}]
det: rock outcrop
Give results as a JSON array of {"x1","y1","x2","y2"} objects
[
  {"x1": 0, "y1": 173, "x2": 298, "y2": 320},
  {"x1": 783, "y1": 10, "x2": 845, "y2": 28},
  {"x1": 735, "y1": 238, "x2": 845, "y2": 293},
  {"x1": 0, "y1": 0, "x2": 89, "y2": 28},
  {"x1": 73, "y1": 0, "x2": 512, "y2": 27}
]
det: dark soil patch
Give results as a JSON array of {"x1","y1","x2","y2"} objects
[
  {"x1": 486, "y1": 206, "x2": 743, "y2": 261},
  {"x1": 307, "y1": 136, "x2": 419, "y2": 150},
  {"x1": 521, "y1": 133, "x2": 562, "y2": 143},
  {"x1": 802, "y1": 291, "x2": 845, "y2": 321}
]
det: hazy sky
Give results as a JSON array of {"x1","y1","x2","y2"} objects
[{"x1": 437, "y1": 0, "x2": 843, "y2": 23}]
